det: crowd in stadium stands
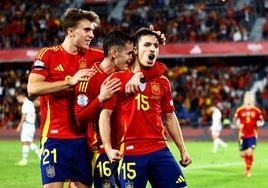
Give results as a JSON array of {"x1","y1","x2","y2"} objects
[
  {"x1": 1, "y1": 64, "x2": 268, "y2": 129},
  {"x1": 0, "y1": 0, "x2": 259, "y2": 49},
  {"x1": 166, "y1": 63, "x2": 268, "y2": 127},
  {"x1": 0, "y1": 0, "x2": 67, "y2": 49},
  {"x1": 116, "y1": 0, "x2": 253, "y2": 43},
  {"x1": 0, "y1": 69, "x2": 28, "y2": 129},
  {"x1": 1, "y1": 0, "x2": 268, "y2": 129}
]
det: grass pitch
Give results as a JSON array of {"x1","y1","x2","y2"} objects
[
  {"x1": 173, "y1": 141, "x2": 268, "y2": 188},
  {"x1": 0, "y1": 140, "x2": 267, "y2": 188}
]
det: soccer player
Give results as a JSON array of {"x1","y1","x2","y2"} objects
[
  {"x1": 233, "y1": 91, "x2": 264, "y2": 177},
  {"x1": 27, "y1": 8, "x2": 105, "y2": 188},
  {"x1": 74, "y1": 30, "x2": 167, "y2": 188},
  {"x1": 15, "y1": 92, "x2": 40, "y2": 166},
  {"x1": 209, "y1": 105, "x2": 227, "y2": 153},
  {"x1": 99, "y1": 28, "x2": 192, "y2": 188}
]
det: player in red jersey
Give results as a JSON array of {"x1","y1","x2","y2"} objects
[
  {"x1": 99, "y1": 28, "x2": 192, "y2": 188},
  {"x1": 26, "y1": 8, "x2": 117, "y2": 188},
  {"x1": 233, "y1": 91, "x2": 264, "y2": 177},
  {"x1": 74, "y1": 29, "x2": 167, "y2": 188},
  {"x1": 74, "y1": 30, "x2": 133, "y2": 188}
]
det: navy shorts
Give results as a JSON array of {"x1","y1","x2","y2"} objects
[
  {"x1": 118, "y1": 147, "x2": 187, "y2": 188},
  {"x1": 40, "y1": 137, "x2": 92, "y2": 186},
  {"x1": 92, "y1": 152, "x2": 119, "y2": 188},
  {"x1": 239, "y1": 137, "x2": 257, "y2": 151}
]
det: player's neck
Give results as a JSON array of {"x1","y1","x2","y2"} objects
[
  {"x1": 131, "y1": 60, "x2": 141, "y2": 73},
  {"x1": 61, "y1": 39, "x2": 79, "y2": 55},
  {"x1": 100, "y1": 59, "x2": 116, "y2": 75},
  {"x1": 244, "y1": 104, "x2": 252, "y2": 109}
]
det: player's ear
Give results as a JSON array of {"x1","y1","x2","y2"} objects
[
  {"x1": 111, "y1": 48, "x2": 118, "y2": 58},
  {"x1": 67, "y1": 28, "x2": 74, "y2": 37}
]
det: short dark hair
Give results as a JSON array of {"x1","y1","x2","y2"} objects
[
  {"x1": 103, "y1": 30, "x2": 134, "y2": 57},
  {"x1": 133, "y1": 28, "x2": 161, "y2": 45}
]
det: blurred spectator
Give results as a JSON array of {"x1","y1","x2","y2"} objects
[
  {"x1": 233, "y1": 26, "x2": 242, "y2": 41},
  {"x1": 262, "y1": 16, "x2": 268, "y2": 40},
  {"x1": 0, "y1": 68, "x2": 29, "y2": 129}
]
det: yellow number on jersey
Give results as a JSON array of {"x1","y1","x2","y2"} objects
[{"x1": 135, "y1": 93, "x2": 149, "y2": 111}]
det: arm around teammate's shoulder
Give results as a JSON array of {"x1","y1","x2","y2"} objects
[{"x1": 27, "y1": 69, "x2": 94, "y2": 97}]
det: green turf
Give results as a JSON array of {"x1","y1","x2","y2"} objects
[
  {"x1": 0, "y1": 140, "x2": 267, "y2": 188},
  {"x1": 0, "y1": 140, "x2": 41, "y2": 188},
  {"x1": 170, "y1": 141, "x2": 268, "y2": 188}
]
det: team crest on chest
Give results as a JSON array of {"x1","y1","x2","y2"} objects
[
  {"x1": 79, "y1": 58, "x2": 87, "y2": 69},
  {"x1": 151, "y1": 82, "x2": 160, "y2": 95}
]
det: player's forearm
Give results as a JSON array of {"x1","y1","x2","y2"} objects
[
  {"x1": 169, "y1": 126, "x2": 188, "y2": 154},
  {"x1": 99, "y1": 109, "x2": 113, "y2": 151},
  {"x1": 141, "y1": 62, "x2": 167, "y2": 81},
  {"x1": 17, "y1": 116, "x2": 26, "y2": 130},
  {"x1": 17, "y1": 122, "x2": 23, "y2": 129},
  {"x1": 28, "y1": 78, "x2": 71, "y2": 96},
  {"x1": 76, "y1": 98, "x2": 103, "y2": 127},
  {"x1": 21, "y1": 115, "x2": 27, "y2": 124},
  {"x1": 165, "y1": 113, "x2": 188, "y2": 154}
]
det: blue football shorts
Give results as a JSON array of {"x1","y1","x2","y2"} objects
[
  {"x1": 239, "y1": 137, "x2": 257, "y2": 151},
  {"x1": 92, "y1": 152, "x2": 120, "y2": 188},
  {"x1": 40, "y1": 137, "x2": 92, "y2": 186},
  {"x1": 118, "y1": 147, "x2": 187, "y2": 188}
]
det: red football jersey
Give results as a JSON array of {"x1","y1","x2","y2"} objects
[
  {"x1": 74, "y1": 62, "x2": 109, "y2": 151},
  {"x1": 31, "y1": 45, "x2": 104, "y2": 139},
  {"x1": 74, "y1": 62, "x2": 168, "y2": 152},
  {"x1": 103, "y1": 70, "x2": 175, "y2": 155},
  {"x1": 234, "y1": 106, "x2": 263, "y2": 138}
]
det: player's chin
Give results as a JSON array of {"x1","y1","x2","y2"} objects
[
  {"x1": 144, "y1": 63, "x2": 154, "y2": 69},
  {"x1": 124, "y1": 64, "x2": 130, "y2": 70},
  {"x1": 84, "y1": 41, "x2": 91, "y2": 48}
]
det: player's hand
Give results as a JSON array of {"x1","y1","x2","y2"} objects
[
  {"x1": 237, "y1": 123, "x2": 244, "y2": 129},
  {"x1": 125, "y1": 72, "x2": 143, "y2": 94},
  {"x1": 257, "y1": 120, "x2": 264, "y2": 127},
  {"x1": 106, "y1": 149, "x2": 123, "y2": 163},
  {"x1": 68, "y1": 68, "x2": 95, "y2": 86},
  {"x1": 149, "y1": 24, "x2": 166, "y2": 45},
  {"x1": 179, "y1": 152, "x2": 192, "y2": 168},
  {"x1": 99, "y1": 77, "x2": 121, "y2": 102}
]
